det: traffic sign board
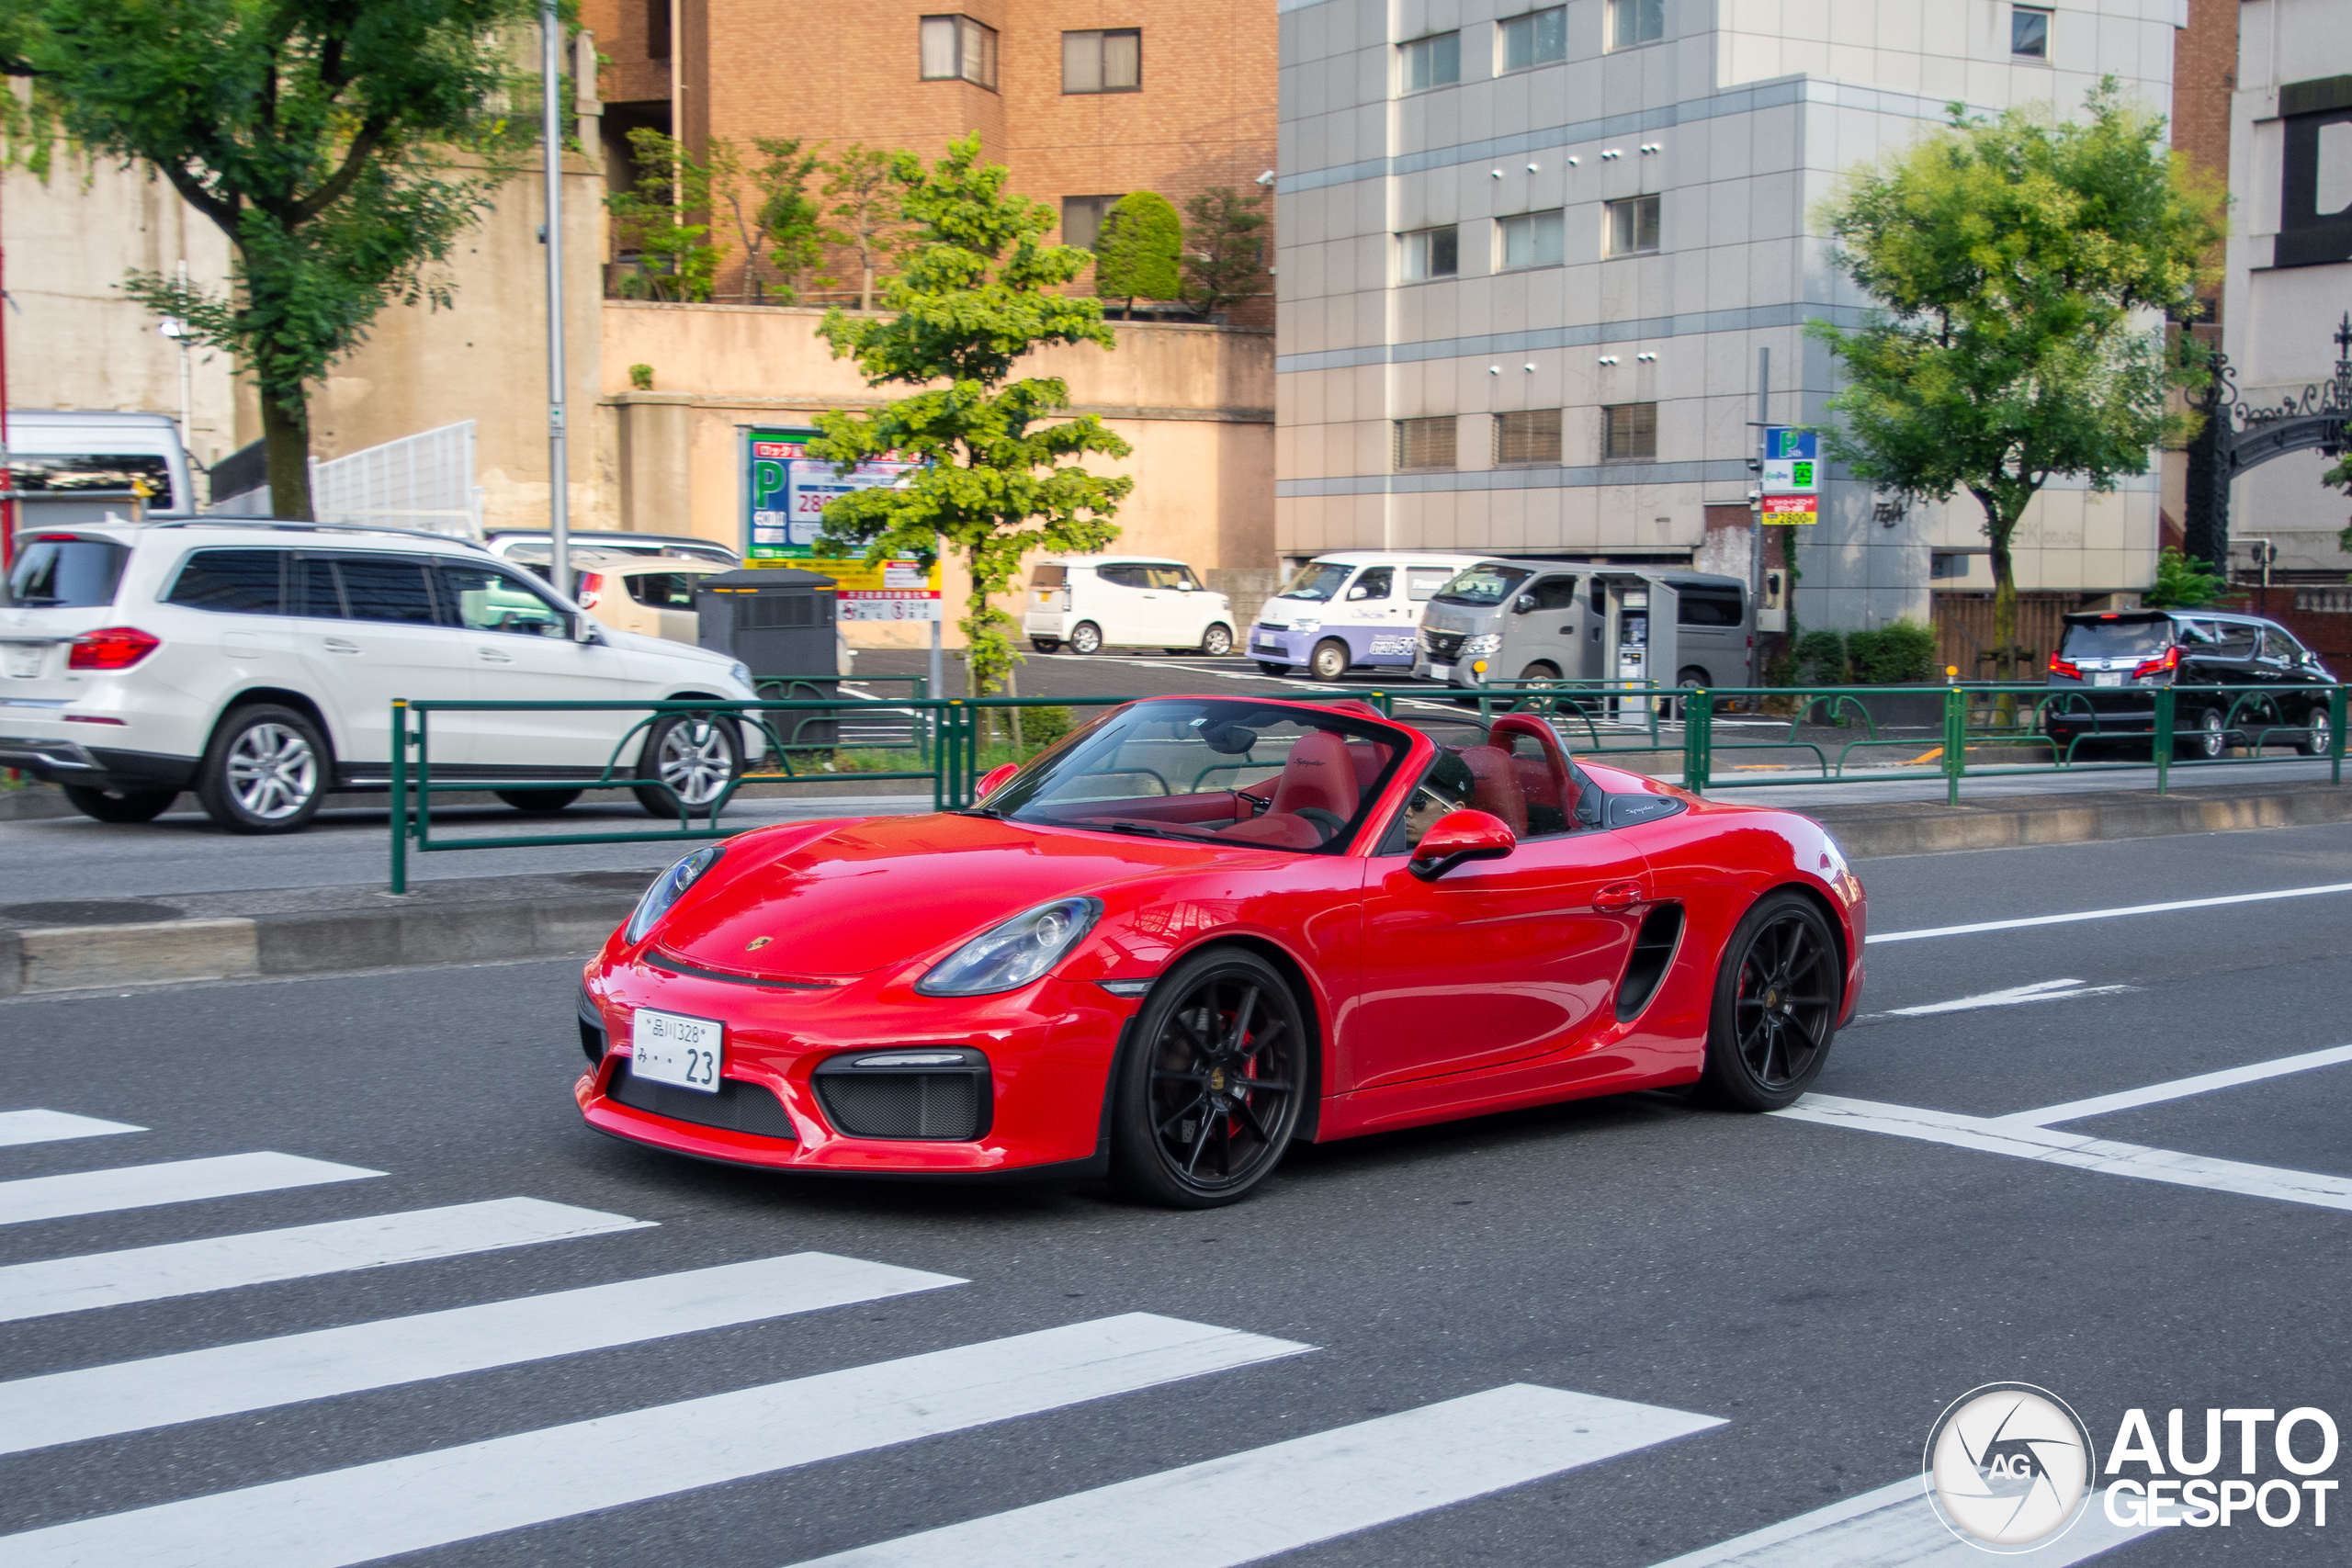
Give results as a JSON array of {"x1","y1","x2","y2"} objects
[{"x1": 1761, "y1": 493, "x2": 1818, "y2": 524}]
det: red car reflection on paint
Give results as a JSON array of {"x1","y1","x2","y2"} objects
[{"x1": 575, "y1": 696, "x2": 1865, "y2": 1208}]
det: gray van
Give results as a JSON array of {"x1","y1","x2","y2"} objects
[{"x1": 1415, "y1": 563, "x2": 1751, "y2": 698}]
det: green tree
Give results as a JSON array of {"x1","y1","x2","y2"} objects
[
  {"x1": 807, "y1": 133, "x2": 1133, "y2": 698},
  {"x1": 820, "y1": 143, "x2": 912, "y2": 311},
  {"x1": 1, "y1": 0, "x2": 542, "y2": 519},
  {"x1": 2145, "y1": 545, "x2": 2227, "y2": 608},
  {"x1": 1807, "y1": 80, "x2": 2224, "y2": 690},
  {"x1": 607, "y1": 126, "x2": 721, "y2": 303},
  {"x1": 707, "y1": 135, "x2": 827, "y2": 301},
  {"x1": 1181, "y1": 186, "x2": 1270, "y2": 316},
  {"x1": 1092, "y1": 190, "x2": 1182, "y2": 313},
  {"x1": 2328, "y1": 421, "x2": 2352, "y2": 558}
]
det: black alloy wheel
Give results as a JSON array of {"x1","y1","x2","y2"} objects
[
  {"x1": 1697, "y1": 891, "x2": 1841, "y2": 1111},
  {"x1": 495, "y1": 788, "x2": 583, "y2": 814},
  {"x1": 1112, "y1": 949, "x2": 1307, "y2": 1208},
  {"x1": 1068, "y1": 621, "x2": 1103, "y2": 655},
  {"x1": 1309, "y1": 639, "x2": 1351, "y2": 681},
  {"x1": 61, "y1": 785, "x2": 179, "y2": 824},
  {"x1": 1201, "y1": 623, "x2": 1235, "y2": 657}
]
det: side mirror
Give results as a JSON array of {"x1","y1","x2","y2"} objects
[
  {"x1": 1512, "y1": 594, "x2": 1536, "y2": 615},
  {"x1": 1408, "y1": 808, "x2": 1516, "y2": 881},
  {"x1": 975, "y1": 762, "x2": 1021, "y2": 800},
  {"x1": 570, "y1": 613, "x2": 599, "y2": 643}
]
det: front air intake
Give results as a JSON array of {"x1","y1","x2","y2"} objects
[
  {"x1": 813, "y1": 1048, "x2": 991, "y2": 1141},
  {"x1": 609, "y1": 1066, "x2": 797, "y2": 1139}
]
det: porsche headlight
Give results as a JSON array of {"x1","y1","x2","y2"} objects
[
  {"x1": 1461, "y1": 634, "x2": 1502, "y2": 656},
  {"x1": 916, "y1": 897, "x2": 1102, "y2": 997},
  {"x1": 624, "y1": 846, "x2": 722, "y2": 944}
]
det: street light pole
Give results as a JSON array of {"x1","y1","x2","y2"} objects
[{"x1": 541, "y1": 0, "x2": 571, "y2": 595}]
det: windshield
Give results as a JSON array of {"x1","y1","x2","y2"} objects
[
  {"x1": 8, "y1": 455, "x2": 175, "y2": 510},
  {"x1": 985, "y1": 699, "x2": 1408, "y2": 854},
  {"x1": 2060, "y1": 619, "x2": 2171, "y2": 659},
  {"x1": 1276, "y1": 562, "x2": 1352, "y2": 603},
  {"x1": 1432, "y1": 564, "x2": 1532, "y2": 606},
  {"x1": 6, "y1": 537, "x2": 130, "y2": 608}
]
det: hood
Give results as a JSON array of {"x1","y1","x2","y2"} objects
[{"x1": 650, "y1": 813, "x2": 1215, "y2": 978}]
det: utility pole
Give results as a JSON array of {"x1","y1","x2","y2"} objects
[
  {"x1": 1, "y1": 177, "x2": 13, "y2": 569},
  {"x1": 541, "y1": 0, "x2": 571, "y2": 594}
]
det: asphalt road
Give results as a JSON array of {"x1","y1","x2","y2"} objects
[{"x1": 4, "y1": 825, "x2": 2349, "y2": 1563}]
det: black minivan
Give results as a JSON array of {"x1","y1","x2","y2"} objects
[{"x1": 2044, "y1": 610, "x2": 2336, "y2": 758}]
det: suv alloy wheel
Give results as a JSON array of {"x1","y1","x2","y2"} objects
[{"x1": 197, "y1": 704, "x2": 329, "y2": 833}]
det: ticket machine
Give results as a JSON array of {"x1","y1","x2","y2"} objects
[{"x1": 1594, "y1": 574, "x2": 1678, "y2": 719}]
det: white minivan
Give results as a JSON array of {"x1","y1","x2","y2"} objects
[
  {"x1": 1249, "y1": 551, "x2": 1503, "y2": 680},
  {"x1": 1024, "y1": 556, "x2": 1236, "y2": 656},
  {"x1": 0, "y1": 520, "x2": 763, "y2": 832}
]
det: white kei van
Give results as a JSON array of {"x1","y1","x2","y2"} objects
[
  {"x1": 6, "y1": 411, "x2": 200, "y2": 526},
  {"x1": 1249, "y1": 552, "x2": 1503, "y2": 681},
  {"x1": 1024, "y1": 556, "x2": 1237, "y2": 656}
]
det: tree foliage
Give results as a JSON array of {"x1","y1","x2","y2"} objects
[
  {"x1": 1092, "y1": 190, "x2": 1182, "y2": 310},
  {"x1": 2145, "y1": 545, "x2": 2228, "y2": 608},
  {"x1": 1181, "y1": 185, "x2": 1270, "y2": 316},
  {"x1": 607, "y1": 126, "x2": 720, "y2": 302},
  {"x1": 806, "y1": 134, "x2": 1132, "y2": 697},
  {"x1": 2, "y1": 0, "x2": 544, "y2": 519},
  {"x1": 820, "y1": 143, "x2": 913, "y2": 312},
  {"x1": 702, "y1": 135, "x2": 828, "y2": 302},
  {"x1": 1807, "y1": 80, "x2": 2225, "y2": 682}
]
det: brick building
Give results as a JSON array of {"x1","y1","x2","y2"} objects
[{"x1": 581, "y1": 0, "x2": 1279, "y2": 321}]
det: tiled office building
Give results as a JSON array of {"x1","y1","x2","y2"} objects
[{"x1": 1273, "y1": 0, "x2": 2187, "y2": 634}]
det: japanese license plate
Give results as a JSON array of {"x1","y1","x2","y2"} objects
[
  {"x1": 2, "y1": 643, "x2": 44, "y2": 678},
  {"x1": 2093, "y1": 672, "x2": 2122, "y2": 688},
  {"x1": 1426, "y1": 661, "x2": 1453, "y2": 681},
  {"x1": 630, "y1": 1007, "x2": 722, "y2": 1092}
]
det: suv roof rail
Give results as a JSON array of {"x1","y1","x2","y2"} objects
[{"x1": 146, "y1": 519, "x2": 493, "y2": 551}]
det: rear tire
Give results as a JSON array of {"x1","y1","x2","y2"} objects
[
  {"x1": 496, "y1": 788, "x2": 582, "y2": 814},
  {"x1": 632, "y1": 713, "x2": 744, "y2": 818},
  {"x1": 1257, "y1": 660, "x2": 1290, "y2": 676},
  {"x1": 2177, "y1": 706, "x2": 2229, "y2": 760},
  {"x1": 2299, "y1": 705, "x2": 2334, "y2": 757},
  {"x1": 61, "y1": 785, "x2": 178, "y2": 824},
  {"x1": 1068, "y1": 621, "x2": 1103, "y2": 656},
  {"x1": 1696, "y1": 891, "x2": 1842, "y2": 1111},
  {"x1": 1518, "y1": 661, "x2": 1561, "y2": 685},
  {"x1": 1030, "y1": 638, "x2": 1061, "y2": 653},
  {"x1": 197, "y1": 704, "x2": 328, "y2": 834},
  {"x1": 1309, "y1": 639, "x2": 1351, "y2": 681},
  {"x1": 1201, "y1": 623, "x2": 1234, "y2": 657}
]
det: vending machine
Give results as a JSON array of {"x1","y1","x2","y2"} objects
[{"x1": 1595, "y1": 574, "x2": 1679, "y2": 720}]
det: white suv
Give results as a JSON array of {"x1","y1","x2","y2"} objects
[{"x1": 0, "y1": 521, "x2": 763, "y2": 832}]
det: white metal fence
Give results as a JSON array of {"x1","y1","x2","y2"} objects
[{"x1": 309, "y1": 421, "x2": 483, "y2": 537}]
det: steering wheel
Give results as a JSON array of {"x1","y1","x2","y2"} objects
[{"x1": 1293, "y1": 806, "x2": 1347, "y2": 843}]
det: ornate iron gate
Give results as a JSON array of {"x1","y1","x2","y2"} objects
[{"x1": 2184, "y1": 314, "x2": 2352, "y2": 570}]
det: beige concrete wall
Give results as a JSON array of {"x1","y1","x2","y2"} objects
[
  {"x1": 596, "y1": 300, "x2": 1273, "y2": 644},
  {"x1": 1, "y1": 149, "x2": 242, "y2": 470}
]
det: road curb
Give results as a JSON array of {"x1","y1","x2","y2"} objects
[{"x1": 1807, "y1": 782, "x2": 2352, "y2": 858}]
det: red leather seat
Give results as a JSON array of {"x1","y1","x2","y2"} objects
[
  {"x1": 1454, "y1": 745, "x2": 1528, "y2": 837},
  {"x1": 1490, "y1": 714, "x2": 1577, "y2": 824},
  {"x1": 1267, "y1": 729, "x2": 1357, "y2": 819}
]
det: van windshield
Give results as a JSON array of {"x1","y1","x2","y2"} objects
[
  {"x1": 2060, "y1": 619, "x2": 2171, "y2": 659},
  {"x1": 1276, "y1": 562, "x2": 1352, "y2": 602},
  {"x1": 7, "y1": 455, "x2": 175, "y2": 511},
  {"x1": 1432, "y1": 564, "x2": 1532, "y2": 606}
]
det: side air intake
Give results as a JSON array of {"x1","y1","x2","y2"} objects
[{"x1": 1615, "y1": 903, "x2": 1685, "y2": 1022}]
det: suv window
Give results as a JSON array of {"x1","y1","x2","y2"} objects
[
  {"x1": 1143, "y1": 564, "x2": 1200, "y2": 591},
  {"x1": 293, "y1": 557, "x2": 345, "y2": 618},
  {"x1": 1096, "y1": 565, "x2": 1150, "y2": 590},
  {"x1": 624, "y1": 571, "x2": 701, "y2": 610},
  {"x1": 167, "y1": 549, "x2": 286, "y2": 614},
  {"x1": 437, "y1": 561, "x2": 568, "y2": 636},
  {"x1": 1679, "y1": 587, "x2": 1743, "y2": 626},
  {"x1": 2208, "y1": 622, "x2": 2258, "y2": 660},
  {"x1": 6, "y1": 536, "x2": 129, "y2": 608},
  {"x1": 334, "y1": 557, "x2": 440, "y2": 625},
  {"x1": 2260, "y1": 626, "x2": 2306, "y2": 661},
  {"x1": 2059, "y1": 619, "x2": 2170, "y2": 660},
  {"x1": 1524, "y1": 575, "x2": 1578, "y2": 611}
]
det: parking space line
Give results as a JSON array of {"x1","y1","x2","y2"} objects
[
  {"x1": 1996, "y1": 1043, "x2": 2352, "y2": 1128},
  {"x1": 1646, "y1": 1475, "x2": 2152, "y2": 1566},
  {"x1": 1869, "y1": 881, "x2": 2352, "y2": 945},
  {"x1": 792, "y1": 1384, "x2": 1722, "y2": 1568},
  {"x1": 1774, "y1": 1095, "x2": 2352, "y2": 1213},
  {"x1": 0, "y1": 1153, "x2": 382, "y2": 1228},
  {"x1": 0, "y1": 1110, "x2": 144, "y2": 1149}
]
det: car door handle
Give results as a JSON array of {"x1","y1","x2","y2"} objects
[
  {"x1": 322, "y1": 638, "x2": 360, "y2": 654},
  {"x1": 478, "y1": 648, "x2": 514, "y2": 663},
  {"x1": 1593, "y1": 880, "x2": 1645, "y2": 912}
]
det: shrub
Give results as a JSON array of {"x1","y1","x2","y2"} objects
[
  {"x1": 1093, "y1": 192, "x2": 1182, "y2": 309},
  {"x1": 1846, "y1": 617, "x2": 1938, "y2": 684},
  {"x1": 1792, "y1": 630, "x2": 1848, "y2": 684}
]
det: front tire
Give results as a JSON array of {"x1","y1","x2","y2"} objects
[
  {"x1": 1030, "y1": 638, "x2": 1061, "y2": 653},
  {"x1": 1068, "y1": 621, "x2": 1103, "y2": 656},
  {"x1": 1696, "y1": 891, "x2": 1842, "y2": 1111},
  {"x1": 633, "y1": 712, "x2": 744, "y2": 818},
  {"x1": 1308, "y1": 638, "x2": 1351, "y2": 681},
  {"x1": 197, "y1": 704, "x2": 328, "y2": 834},
  {"x1": 62, "y1": 785, "x2": 178, "y2": 824},
  {"x1": 1201, "y1": 623, "x2": 1235, "y2": 657},
  {"x1": 496, "y1": 788, "x2": 582, "y2": 814},
  {"x1": 1110, "y1": 949, "x2": 1307, "y2": 1208}
]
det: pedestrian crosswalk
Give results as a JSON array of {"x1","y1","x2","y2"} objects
[{"x1": 0, "y1": 1101, "x2": 2154, "y2": 1567}]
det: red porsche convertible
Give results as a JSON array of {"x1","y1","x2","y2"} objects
[{"x1": 575, "y1": 695, "x2": 1865, "y2": 1207}]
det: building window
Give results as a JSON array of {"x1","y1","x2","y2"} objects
[
  {"x1": 1605, "y1": 0, "x2": 1664, "y2": 51},
  {"x1": 1602, "y1": 402, "x2": 1657, "y2": 460},
  {"x1": 646, "y1": 0, "x2": 671, "y2": 62},
  {"x1": 1498, "y1": 7, "x2": 1568, "y2": 72},
  {"x1": 1400, "y1": 226, "x2": 1460, "y2": 281},
  {"x1": 1494, "y1": 410, "x2": 1563, "y2": 466},
  {"x1": 1063, "y1": 28, "x2": 1141, "y2": 94},
  {"x1": 921, "y1": 15, "x2": 998, "y2": 89},
  {"x1": 1061, "y1": 195, "x2": 1126, "y2": 252},
  {"x1": 1395, "y1": 417, "x2": 1458, "y2": 470},
  {"x1": 1499, "y1": 209, "x2": 1566, "y2": 270},
  {"x1": 1605, "y1": 195, "x2": 1660, "y2": 256},
  {"x1": 1401, "y1": 32, "x2": 1461, "y2": 93},
  {"x1": 2010, "y1": 6, "x2": 2051, "y2": 60}
]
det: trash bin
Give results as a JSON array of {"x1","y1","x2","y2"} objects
[{"x1": 695, "y1": 569, "x2": 841, "y2": 749}]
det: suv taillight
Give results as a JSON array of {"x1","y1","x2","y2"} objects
[
  {"x1": 68, "y1": 626, "x2": 161, "y2": 671},
  {"x1": 2132, "y1": 646, "x2": 2180, "y2": 679},
  {"x1": 576, "y1": 571, "x2": 605, "y2": 610},
  {"x1": 2050, "y1": 653, "x2": 2082, "y2": 680}
]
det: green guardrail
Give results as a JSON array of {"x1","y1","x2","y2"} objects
[{"x1": 1679, "y1": 682, "x2": 2348, "y2": 804}]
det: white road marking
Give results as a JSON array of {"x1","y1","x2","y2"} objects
[
  {"x1": 0, "y1": 1313, "x2": 1310, "y2": 1568},
  {"x1": 791, "y1": 1383, "x2": 1721, "y2": 1568},
  {"x1": 1884, "y1": 978, "x2": 2136, "y2": 1017},
  {"x1": 0, "y1": 1252, "x2": 963, "y2": 1456},
  {"x1": 0, "y1": 1198, "x2": 650, "y2": 1323},
  {"x1": 0, "y1": 1153, "x2": 381, "y2": 1227},
  {"x1": 1869, "y1": 880, "x2": 2352, "y2": 944},
  {"x1": 1996, "y1": 1042, "x2": 2352, "y2": 1128},
  {"x1": 1775, "y1": 1095, "x2": 2352, "y2": 1213},
  {"x1": 0, "y1": 1110, "x2": 143, "y2": 1148},
  {"x1": 1646, "y1": 1475, "x2": 2153, "y2": 1566}
]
